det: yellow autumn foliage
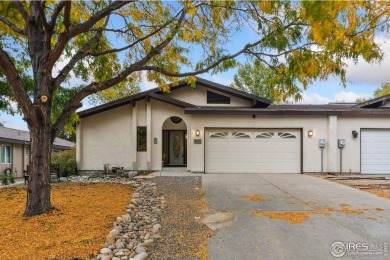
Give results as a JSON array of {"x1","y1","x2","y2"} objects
[{"x1": 0, "y1": 183, "x2": 132, "y2": 259}]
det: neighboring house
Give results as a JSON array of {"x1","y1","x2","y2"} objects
[
  {"x1": 0, "y1": 126, "x2": 75, "y2": 177},
  {"x1": 77, "y1": 77, "x2": 390, "y2": 175}
]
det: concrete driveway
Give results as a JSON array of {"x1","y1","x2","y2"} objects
[{"x1": 202, "y1": 174, "x2": 390, "y2": 260}]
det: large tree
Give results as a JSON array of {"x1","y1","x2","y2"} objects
[
  {"x1": 356, "y1": 82, "x2": 390, "y2": 103},
  {"x1": 374, "y1": 82, "x2": 390, "y2": 98},
  {"x1": 230, "y1": 61, "x2": 302, "y2": 102},
  {"x1": 0, "y1": 1, "x2": 389, "y2": 216}
]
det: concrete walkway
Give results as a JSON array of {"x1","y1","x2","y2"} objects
[{"x1": 202, "y1": 174, "x2": 390, "y2": 260}]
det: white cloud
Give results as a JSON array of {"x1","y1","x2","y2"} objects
[
  {"x1": 10, "y1": 101, "x2": 18, "y2": 110},
  {"x1": 76, "y1": 102, "x2": 93, "y2": 112},
  {"x1": 297, "y1": 91, "x2": 370, "y2": 104},
  {"x1": 53, "y1": 55, "x2": 91, "y2": 87},
  {"x1": 299, "y1": 93, "x2": 331, "y2": 104},
  {"x1": 345, "y1": 36, "x2": 390, "y2": 86},
  {"x1": 140, "y1": 72, "x2": 158, "y2": 91},
  {"x1": 1, "y1": 121, "x2": 28, "y2": 131},
  {"x1": 209, "y1": 75, "x2": 232, "y2": 86},
  {"x1": 333, "y1": 91, "x2": 370, "y2": 103}
]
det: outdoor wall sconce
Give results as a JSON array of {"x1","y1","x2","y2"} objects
[
  {"x1": 352, "y1": 130, "x2": 359, "y2": 138},
  {"x1": 308, "y1": 130, "x2": 313, "y2": 137},
  {"x1": 196, "y1": 130, "x2": 200, "y2": 136}
]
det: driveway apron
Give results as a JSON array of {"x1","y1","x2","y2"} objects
[{"x1": 202, "y1": 174, "x2": 390, "y2": 260}]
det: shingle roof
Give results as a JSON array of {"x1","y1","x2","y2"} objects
[
  {"x1": 0, "y1": 126, "x2": 75, "y2": 149},
  {"x1": 78, "y1": 77, "x2": 272, "y2": 118},
  {"x1": 267, "y1": 104, "x2": 356, "y2": 110},
  {"x1": 354, "y1": 94, "x2": 390, "y2": 108}
]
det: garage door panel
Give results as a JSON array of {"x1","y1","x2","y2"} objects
[
  {"x1": 207, "y1": 162, "x2": 299, "y2": 173},
  {"x1": 206, "y1": 129, "x2": 301, "y2": 174},
  {"x1": 361, "y1": 129, "x2": 390, "y2": 174}
]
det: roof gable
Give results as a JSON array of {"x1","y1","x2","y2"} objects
[
  {"x1": 78, "y1": 77, "x2": 271, "y2": 118},
  {"x1": 0, "y1": 126, "x2": 74, "y2": 149},
  {"x1": 355, "y1": 94, "x2": 390, "y2": 108}
]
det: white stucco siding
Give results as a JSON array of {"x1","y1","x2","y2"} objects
[
  {"x1": 78, "y1": 96, "x2": 390, "y2": 174},
  {"x1": 150, "y1": 99, "x2": 191, "y2": 171},
  {"x1": 164, "y1": 84, "x2": 251, "y2": 107},
  {"x1": 337, "y1": 116, "x2": 390, "y2": 173},
  {"x1": 79, "y1": 104, "x2": 132, "y2": 170},
  {"x1": 189, "y1": 115, "x2": 329, "y2": 173}
]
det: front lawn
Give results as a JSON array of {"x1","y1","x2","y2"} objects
[{"x1": 0, "y1": 182, "x2": 132, "y2": 259}]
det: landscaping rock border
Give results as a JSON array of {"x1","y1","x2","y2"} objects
[{"x1": 68, "y1": 175, "x2": 164, "y2": 260}]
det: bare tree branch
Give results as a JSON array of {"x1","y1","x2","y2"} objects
[
  {"x1": 87, "y1": 9, "x2": 181, "y2": 57},
  {"x1": 46, "y1": 1, "x2": 131, "y2": 71},
  {"x1": 0, "y1": 15, "x2": 25, "y2": 35},
  {"x1": 49, "y1": 1, "x2": 66, "y2": 29},
  {"x1": 35, "y1": 1, "x2": 50, "y2": 32},
  {"x1": 52, "y1": 17, "x2": 110, "y2": 91},
  {"x1": 0, "y1": 46, "x2": 32, "y2": 118},
  {"x1": 248, "y1": 43, "x2": 317, "y2": 58},
  {"x1": 53, "y1": 8, "x2": 186, "y2": 132}
]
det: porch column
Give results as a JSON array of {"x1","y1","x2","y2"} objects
[
  {"x1": 146, "y1": 100, "x2": 152, "y2": 169},
  {"x1": 131, "y1": 104, "x2": 137, "y2": 170},
  {"x1": 76, "y1": 122, "x2": 81, "y2": 170},
  {"x1": 186, "y1": 116, "x2": 191, "y2": 171},
  {"x1": 327, "y1": 115, "x2": 338, "y2": 173}
]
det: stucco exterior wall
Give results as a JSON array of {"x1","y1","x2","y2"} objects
[
  {"x1": 150, "y1": 99, "x2": 191, "y2": 171},
  {"x1": 77, "y1": 86, "x2": 390, "y2": 174},
  {"x1": 0, "y1": 142, "x2": 24, "y2": 178},
  {"x1": 337, "y1": 116, "x2": 390, "y2": 173},
  {"x1": 164, "y1": 85, "x2": 251, "y2": 107},
  {"x1": 0, "y1": 142, "x2": 12, "y2": 174},
  {"x1": 78, "y1": 104, "x2": 132, "y2": 170},
  {"x1": 12, "y1": 144, "x2": 23, "y2": 177},
  {"x1": 189, "y1": 115, "x2": 329, "y2": 173}
]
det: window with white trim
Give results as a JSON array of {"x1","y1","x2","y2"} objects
[
  {"x1": 209, "y1": 132, "x2": 229, "y2": 138},
  {"x1": 277, "y1": 132, "x2": 297, "y2": 139},
  {"x1": 255, "y1": 132, "x2": 274, "y2": 138},
  {"x1": 232, "y1": 132, "x2": 251, "y2": 138},
  {"x1": 1, "y1": 145, "x2": 12, "y2": 164}
]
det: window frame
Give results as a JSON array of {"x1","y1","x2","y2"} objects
[
  {"x1": 137, "y1": 126, "x2": 147, "y2": 152},
  {"x1": 207, "y1": 90, "x2": 231, "y2": 104},
  {"x1": 1, "y1": 144, "x2": 12, "y2": 164}
]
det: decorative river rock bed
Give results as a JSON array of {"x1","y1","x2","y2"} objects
[{"x1": 69, "y1": 176, "x2": 164, "y2": 260}]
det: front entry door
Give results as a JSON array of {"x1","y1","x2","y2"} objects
[{"x1": 163, "y1": 130, "x2": 187, "y2": 166}]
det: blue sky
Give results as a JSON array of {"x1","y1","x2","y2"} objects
[{"x1": 1, "y1": 16, "x2": 390, "y2": 131}]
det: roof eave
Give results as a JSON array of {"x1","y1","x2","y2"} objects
[{"x1": 184, "y1": 108, "x2": 390, "y2": 116}]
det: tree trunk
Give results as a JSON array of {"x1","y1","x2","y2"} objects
[{"x1": 24, "y1": 123, "x2": 52, "y2": 217}]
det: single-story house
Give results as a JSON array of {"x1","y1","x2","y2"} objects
[
  {"x1": 77, "y1": 77, "x2": 390, "y2": 175},
  {"x1": 0, "y1": 125, "x2": 75, "y2": 178}
]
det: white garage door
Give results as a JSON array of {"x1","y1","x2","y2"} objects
[
  {"x1": 205, "y1": 129, "x2": 301, "y2": 173},
  {"x1": 361, "y1": 129, "x2": 390, "y2": 174}
]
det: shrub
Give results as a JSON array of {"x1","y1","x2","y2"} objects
[
  {"x1": 2, "y1": 175, "x2": 8, "y2": 185},
  {"x1": 9, "y1": 174, "x2": 15, "y2": 184},
  {"x1": 51, "y1": 149, "x2": 77, "y2": 177}
]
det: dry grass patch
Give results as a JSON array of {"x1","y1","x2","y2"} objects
[
  {"x1": 316, "y1": 176, "x2": 390, "y2": 201},
  {"x1": 339, "y1": 208, "x2": 366, "y2": 215},
  {"x1": 0, "y1": 183, "x2": 132, "y2": 259},
  {"x1": 365, "y1": 189, "x2": 390, "y2": 200},
  {"x1": 251, "y1": 206, "x2": 367, "y2": 224},
  {"x1": 251, "y1": 211, "x2": 313, "y2": 224},
  {"x1": 242, "y1": 194, "x2": 267, "y2": 201}
]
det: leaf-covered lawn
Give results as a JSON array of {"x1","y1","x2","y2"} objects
[{"x1": 0, "y1": 182, "x2": 132, "y2": 259}]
